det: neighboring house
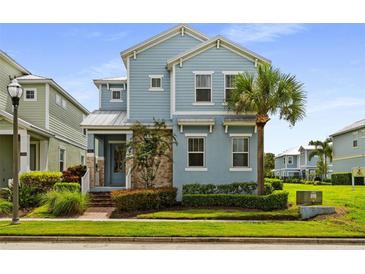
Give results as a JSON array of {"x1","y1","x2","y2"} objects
[
  {"x1": 330, "y1": 119, "x2": 365, "y2": 180},
  {"x1": 0, "y1": 50, "x2": 89, "y2": 187},
  {"x1": 273, "y1": 145, "x2": 322, "y2": 179},
  {"x1": 81, "y1": 24, "x2": 271, "y2": 198}
]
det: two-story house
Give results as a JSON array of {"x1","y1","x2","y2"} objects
[
  {"x1": 330, "y1": 119, "x2": 365, "y2": 179},
  {"x1": 81, "y1": 24, "x2": 271, "y2": 198},
  {"x1": 273, "y1": 145, "x2": 320, "y2": 179},
  {"x1": 0, "y1": 50, "x2": 89, "y2": 187}
]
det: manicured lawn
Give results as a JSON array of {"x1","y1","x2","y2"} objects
[
  {"x1": 0, "y1": 184, "x2": 364, "y2": 238},
  {"x1": 137, "y1": 208, "x2": 300, "y2": 220}
]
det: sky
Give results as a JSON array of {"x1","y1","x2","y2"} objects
[{"x1": 1, "y1": 23, "x2": 365, "y2": 154}]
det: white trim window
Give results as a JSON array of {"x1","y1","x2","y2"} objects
[
  {"x1": 111, "y1": 89, "x2": 122, "y2": 101},
  {"x1": 195, "y1": 74, "x2": 212, "y2": 102},
  {"x1": 56, "y1": 94, "x2": 62, "y2": 106},
  {"x1": 232, "y1": 137, "x2": 249, "y2": 167},
  {"x1": 24, "y1": 88, "x2": 37, "y2": 101},
  {"x1": 80, "y1": 154, "x2": 85, "y2": 165},
  {"x1": 61, "y1": 98, "x2": 67, "y2": 109},
  {"x1": 59, "y1": 148, "x2": 66, "y2": 172},
  {"x1": 149, "y1": 75, "x2": 164, "y2": 91},
  {"x1": 224, "y1": 74, "x2": 236, "y2": 102},
  {"x1": 353, "y1": 131, "x2": 358, "y2": 148},
  {"x1": 187, "y1": 137, "x2": 205, "y2": 168}
]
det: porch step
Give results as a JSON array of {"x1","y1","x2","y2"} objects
[{"x1": 89, "y1": 192, "x2": 115, "y2": 207}]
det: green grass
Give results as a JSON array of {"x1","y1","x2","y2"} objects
[
  {"x1": 137, "y1": 208, "x2": 300, "y2": 220},
  {"x1": 0, "y1": 184, "x2": 365, "y2": 238},
  {"x1": 26, "y1": 205, "x2": 55, "y2": 218}
]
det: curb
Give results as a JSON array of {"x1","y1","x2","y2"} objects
[{"x1": 0, "y1": 236, "x2": 365, "y2": 245}]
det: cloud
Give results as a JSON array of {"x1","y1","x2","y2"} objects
[
  {"x1": 308, "y1": 97, "x2": 365, "y2": 114},
  {"x1": 222, "y1": 24, "x2": 305, "y2": 43}
]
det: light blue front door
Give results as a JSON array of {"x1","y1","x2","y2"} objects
[{"x1": 109, "y1": 142, "x2": 126, "y2": 186}]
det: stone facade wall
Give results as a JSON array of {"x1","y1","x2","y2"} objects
[
  {"x1": 97, "y1": 158, "x2": 105, "y2": 186},
  {"x1": 86, "y1": 153, "x2": 95, "y2": 188}
]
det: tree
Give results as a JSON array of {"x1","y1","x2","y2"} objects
[
  {"x1": 264, "y1": 152, "x2": 275, "y2": 178},
  {"x1": 227, "y1": 64, "x2": 306, "y2": 194},
  {"x1": 126, "y1": 120, "x2": 177, "y2": 188},
  {"x1": 308, "y1": 138, "x2": 332, "y2": 181}
]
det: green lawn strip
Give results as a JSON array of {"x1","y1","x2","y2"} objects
[
  {"x1": 0, "y1": 220, "x2": 363, "y2": 237},
  {"x1": 26, "y1": 205, "x2": 55, "y2": 218},
  {"x1": 137, "y1": 208, "x2": 300, "y2": 220}
]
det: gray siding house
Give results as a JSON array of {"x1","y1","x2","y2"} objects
[
  {"x1": 274, "y1": 145, "x2": 321, "y2": 179},
  {"x1": 331, "y1": 119, "x2": 365, "y2": 177},
  {"x1": 0, "y1": 50, "x2": 89, "y2": 187},
  {"x1": 81, "y1": 24, "x2": 271, "y2": 198}
]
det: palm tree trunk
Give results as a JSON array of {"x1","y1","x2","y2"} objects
[{"x1": 257, "y1": 122, "x2": 265, "y2": 195}]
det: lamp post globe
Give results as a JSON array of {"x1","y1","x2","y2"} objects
[{"x1": 7, "y1": 78, "x2": 23, "y2": 225}]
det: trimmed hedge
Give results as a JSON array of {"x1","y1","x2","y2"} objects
[
  {"x1": 54, "y1": 182, "x2": 81, "y2": 192},
  {"x1": 20, "y1": 171, "x2": 62, "y2": 192},
  {"x1": 331, "y1": 173, "x2": 352, "y2": 185},
  {"x1": 182, "y1": 190, "x2": 289, "y2": 211},
  {"x1": 112, "y1": 187, "x2": 177, "y2": 212},
  {"x1": 183, "y1": 182, "x2": 258, "y2": 195},
  {"x1": 264, "y1": 178, "x2": 284, "y2": 190}
]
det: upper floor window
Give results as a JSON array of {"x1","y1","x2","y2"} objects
[
  {"x1": 288, "y1": 156, "x2": 293, "y2": 165},
  {"x1": 61, "y1": 98, "x2": 67, "y2": 109},
  {"x1": 232, "y1": 137, "x2": 249, "y2": 167},
  {"x1": 353, "y1": 131, "x2": 358, "y2": 148},
  {"x1": 195, "y1": 74, "x2": 212, "y2": 102},
  {"x1": 56, "y1": 94, "x2": 62, "y2": 106},
  {"x1": 225, "y1": 74, "x2": 236, "y2": 102},
  {"x1": 353, "y1": 139, "x2": 358, "y2": 147},
  {"x1": 149, "y1": 75, "x2": 163, "y2": 91},
  {"x1": 187, "y1": 137, "x2": 205, "y2": 167},
  {"x1": 24, "y1": 88, "x2": 37, "y2": 101},
  {"x1": 110, "y1": 89, "x2": 122, "y2": 101},
  {"x1": 59, "y1": 148, "x2": 66, "y2": 172}
]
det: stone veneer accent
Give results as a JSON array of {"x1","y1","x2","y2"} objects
[
  {"x1": 86, "y1": 153, "x2": 95, "y2": 188},
  {"x1": 97, "y1": 158, "x2": 105, "y2": 186}
]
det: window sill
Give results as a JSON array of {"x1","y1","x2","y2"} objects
[
  {"x1": 185, "y1": 167, "x2": 208, "y2": 172},
  {"x1": 229, "y1": 167, "x2": 252, "y2": 172},
  {"x1": 149, "y1": 88, "x2": 164, "y2": 92},
  {"x1": 110, "y1": 99, "x2": 123, "y2": 102},
  {"x1": 192, "y1": 102, "x2": 215, "y2": 106},
  {"x1": 24, "y1": 99, "x2": 37, "y2": 102}
]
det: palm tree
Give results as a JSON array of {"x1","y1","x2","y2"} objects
[
  {"x1": 308, "y1": 138, "x2": 333, "y2": 180},
  {"x1": 227, "y1": 64, "x2": 306, "y2": 195}
]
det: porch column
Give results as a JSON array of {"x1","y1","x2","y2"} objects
[
  {"x1": 125, "y1": 132, "x2": 133, "y2": 189},
  {"x1": 39, "y1": 140, "x2": 49, "y2": 170},
  {"x1": 19, "y1": 131, "x2": 29, "y2": 173},
  {"x1": 86, "y1": 133, "x2": 95, "y2": 188}
]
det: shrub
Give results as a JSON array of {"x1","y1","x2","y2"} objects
[
  {"x1": 183, "y1": 182, "x2": 257, "y2": 195},
  {"x1": 62, "y1": 165, "x2": 87, "y2": 183},
  {"x1": 0, "y1": 199, "x2": 12, "y2": 216},
  {"x1": 265, "y1": 178, "x2": 284, "y2": 190},
  {"x1": 264, "y1": 182, "x2": 274, "y2": 195},
  {"x1": 54, "y1": 182, "x2": 81, "y2": 192},
  {"x1": 182, "y1": 191, "x2": 289, "y2": 211},
  {"x1": 20, "y1": 171, "x2": 62, "y2": 192},
  {"x1": 3, "y1": 184, "x2": 42, "y2": 209},
  {"x1": 112, "y1": 187, "x2": 177, "y2": 212},
  {"x1": 331, "y1": 173, "x2": 352, "y2": 185},
  {"x1": 43, "y1": 190, "x2": 88, "y2": 217}
]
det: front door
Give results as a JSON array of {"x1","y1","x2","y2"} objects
[{"x1": 110, "y1": 142, "x2": 126, "y2": 186}]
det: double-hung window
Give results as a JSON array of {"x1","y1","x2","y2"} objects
[
  {"x1": 187, "y1": 137, "x2": 205, "y2": 167},
  {"x1": 24, "y1": 88, "x2": 37, "y2": 101},
  {"x1": 59, "y1": 148, "x2": 66, "y2": 172},
  {"x1": 195, "y1": 74, "x2": 212, "y2": 102},
  {"x1": 353, "y1": 132, "x2": 358, "y2": 148},
  {"x1": 232, "y1": 137, "x2": 249, "y2": 167},
  {"x1": 224, "y1": 74, "x2": 236, "y2": 102},
  {"x1": 111, "y1": 89, "x2": 122, "y2": 101},
  {"x1": 56, "y1": 94, "x2": 62, "y2": 106}
]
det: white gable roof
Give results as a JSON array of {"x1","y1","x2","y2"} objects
[
  {"x1": 331, "y1": 118, "x2": 365, "y2": 137},
  {"x1": 167, "y1": 36, "x2": 271, "y2": 69},
  {"x1": 120, "y1": 24, "x2": 209, "y2": 66},
  {"x1": 276, "y1": 146, "x2": 300, "y2": 157}
]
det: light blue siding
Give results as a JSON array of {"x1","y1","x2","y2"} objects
[
  {"x1": 129, "y1": 34, "x2": 202, "y2": 120},
  {"x1": 175, "y1": 46, "x2": 257, "y2": 112},
  {"x1": 332, "y1": 129, "x2": 365, "y2": 172},
  {"x1": 275, "y1": 157, "x2": 285, "y2": 170},
  {"x1": 172, "y1": 115, "x2": 257, "y2": 199},
  {"x1": 100, "y1": 84, "x2": 127, "y2": 111}
]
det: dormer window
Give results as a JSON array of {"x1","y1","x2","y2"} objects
[
  {"x1": 24, "y1": 88, "x2": 37, "y2": 101},
  {"x1": 110, "y1": 89, "x2": 122, "y2": 101},
  {"x1": 149, "y1": 75, "x2": 163, "y2": 91}
]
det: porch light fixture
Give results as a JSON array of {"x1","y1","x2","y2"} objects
[{"x1": 7, "y1": 78, "x2": 23, "y2": 225}]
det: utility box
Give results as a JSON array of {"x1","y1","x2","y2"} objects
[{"x1": 296, "y1": 191, "x2": 322, "y2": 205}]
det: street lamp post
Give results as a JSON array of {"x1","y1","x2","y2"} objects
[{"x1": 7, "y1": 79, "x2": 23, "y2": 225}]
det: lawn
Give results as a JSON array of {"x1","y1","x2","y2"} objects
[{"x1": 0, "y1": 184, "x2": 364, "y2": 238}]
